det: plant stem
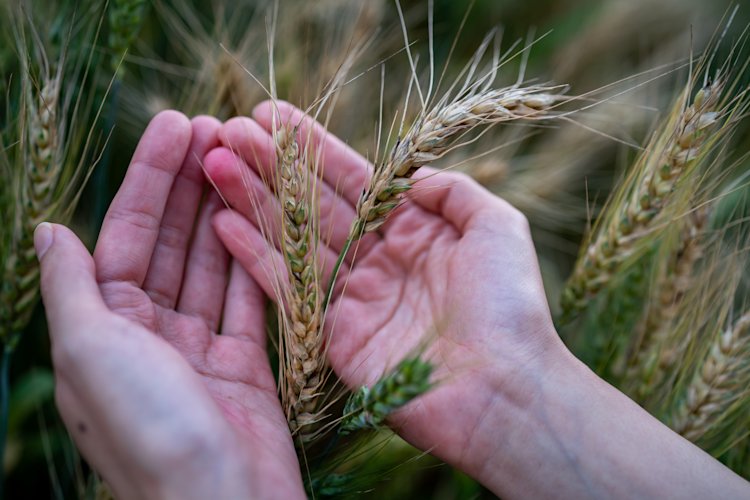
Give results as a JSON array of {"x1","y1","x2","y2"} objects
[{"x1": 324, "y1": 222, "x2": 362, "y2": 309}]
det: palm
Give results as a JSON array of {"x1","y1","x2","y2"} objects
[
  {"x1": 104, "y1": 279, "x2": 281, "y2": 438},
  {"x1": 329, "y1": 205, "x2": 467, "y2": 383},
  {"x1": 333, "y1": 198, "x2": 550, "y2": 380}
]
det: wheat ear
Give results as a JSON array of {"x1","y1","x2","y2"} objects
[
  {"x1": 276, "y1": 126, "x2": 327, "y2": 438},
  {"x1": 354, "y1": 86, "x2": 565, "y2": 234},
  {"x1": 668, "y1": 313, "x2": 750, "y2": 442},
  {"x1": 561, "y1": 80, "x2": 723, "y2": 319},
  {"x1": 625, "y1": 208, "x2": 708, "y2": 400},
  {"x1": 339, "y1": 356, "x2": 433, "y2": 435},
  {"x1": 1, "y1": 75, "x2": 61, "y2": 343},
  {"x1": 108, "y1": 0, "x2": 147, "y2": 76}
]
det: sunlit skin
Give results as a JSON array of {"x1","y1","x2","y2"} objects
[
  {"x1": 206, "y1": 101, "x2": 750, "y2": 499},
  {"x1": 35, "y1": 112, "x2": 304, "y2": 500}
]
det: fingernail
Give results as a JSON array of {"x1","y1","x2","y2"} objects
[{"x1": 34, "y1": 222, "x2": 54, "y2": 260}]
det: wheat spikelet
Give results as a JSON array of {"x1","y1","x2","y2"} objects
[
  {"x1": 561, "y1": 80, "x2": 724, "y2": 319},
  {"x1": 624, "y1": 208, "x2": 708, "y2": 399},
  {"x1": 668, "y1": 313, "x2": 750, "y2": 442},
  {"x1": 108, "y1": 0, "x2": 147, "y2": 76},
  {"x1": 275, "y1": 125, "x2": 327, "y2": 438},
  {"x1": 354, "y1": 85, "x2": 566, "y2": 235},
  {"x1": 339, "y1": 356, "x2": 433, "y2": 435}
]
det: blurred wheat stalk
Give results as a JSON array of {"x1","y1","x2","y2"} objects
[
  {"x1": 557, "y1": 22, "x2": 750, "y2": 477},
  {"x1": 0, "y1": 0, "x2": 113, "y2": 490}
]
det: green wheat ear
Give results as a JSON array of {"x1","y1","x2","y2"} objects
[
  {"x1": 307, "y1": 473, "x2": 353, "y2": 498},
  {"x1": 108, "y1": 0, "x2": 147, "y2": 76},
  {"x1": 340, "y1": 356, "x2": 433, "y2": 435}
]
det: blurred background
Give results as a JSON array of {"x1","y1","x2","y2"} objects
[{"x1": 1, "y1": 0, "x2": 748, "y2": 498}]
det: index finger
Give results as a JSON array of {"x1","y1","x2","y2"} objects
[{"x1": 94, "y1": 110, "x2": 192, "y2": 286}]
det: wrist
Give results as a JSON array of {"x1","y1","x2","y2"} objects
[
  {"x1": 148, "y1": 432, "x2": 254, "y2": 500},
  {"x1": 464, "y1": 336, "x2": 750, "y2": 499},
  {"x1": 456, "y1": 331, "x2": 577, "y2": 493},
  {"x1": 106, "y1": 427, "x2": 259, "y2": 500}
]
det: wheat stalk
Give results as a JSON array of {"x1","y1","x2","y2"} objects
[
  {"x1": 561, "y1": 80, "x2": 724, "y2": 319},
  {"x1": 1, "y1": 5, "x2": 109, "y2": 489},
  {"x1": 668, "y1": 312, "x2": 750, "y2": 442}
]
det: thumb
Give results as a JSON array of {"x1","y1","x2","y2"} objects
[{"x1": 35, "y1": 223, "x2": 107, "y2": 336}]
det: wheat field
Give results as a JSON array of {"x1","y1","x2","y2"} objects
[{"x1": 1, "y1": 0, "x2": 749, "y2": 498}]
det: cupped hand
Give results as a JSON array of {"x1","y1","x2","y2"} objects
[
  {"x1": 205, "y1": 101, "x2": 568, "y2": 477},
  {"x1": 36, "y1": 111, "x2": 304, "y2": 500}
]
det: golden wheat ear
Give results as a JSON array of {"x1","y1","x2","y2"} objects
[
  {"x1": 620, "y1": 207, "x2": 709, "y2": 399},
  {"x1": 273, "y1": 124, "x2": 329, "y2": 439}
]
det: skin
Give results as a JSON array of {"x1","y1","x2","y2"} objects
[
  {"x1": 205, "y1": 101, "x2": 750, "y2": 499},
  {"x1": 35, "y1": 111, "x2": 304, "y2": 499}
]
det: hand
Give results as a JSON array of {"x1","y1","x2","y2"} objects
[
  {"x1": 204, "y1": 101, "x2": 559, "y2": 473},
  {"x1": 36, "y1": 111, "x2": 304, "y2": 500},
  {"x1": 205, "y1": 102, "x2": 750, "y2": 499}
]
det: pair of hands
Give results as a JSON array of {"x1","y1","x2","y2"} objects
[{"x1": 35, "y1": 105, "x2": 570, "y2": 498}]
